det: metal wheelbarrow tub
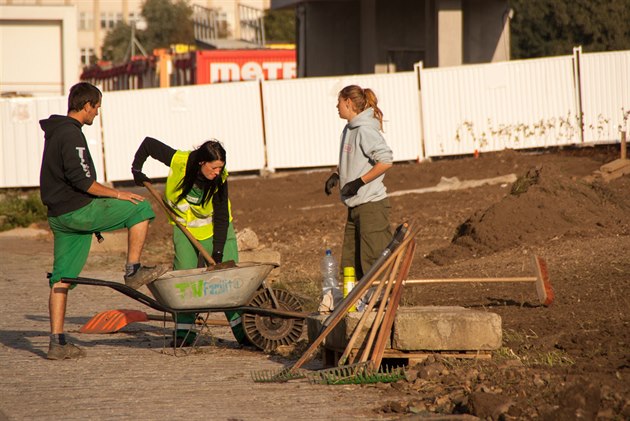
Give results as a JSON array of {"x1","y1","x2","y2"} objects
[
  {"x1": 66, "y1": 262, "x2": 307, "y2": 352},
  {"x1": 147, "y1": 262, "x2": 276, "y2": 310}
]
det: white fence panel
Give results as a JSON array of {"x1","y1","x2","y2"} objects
[
  {"x1": 100, "y1": 82, "x2": 265, "y2": 182},
  {"x1": 2, "y1": 51, "x2": 628, "y2": 189},
  {"x1": 0, "y1": 96, "x2": 104, "y2": 188},
  {"x1": 580, "y1": 50, "x2": 630, "y2": 143},
  {"x1": 420, "y1": 56, "x2": 579, "y2": 157},
  {"x1": 262, "y1": 72, "x2": 422, "y2": 170}
]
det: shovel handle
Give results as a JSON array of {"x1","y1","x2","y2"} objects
[{"x1": 143, "y1": 181, "x2": 217, "y2": 266}]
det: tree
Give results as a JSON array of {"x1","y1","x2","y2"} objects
[
  {"x1": 264, "y1": 9, "x2": 295, "y2": 43},
  {"x1": 101, "y1": 22, "x2": 133, "y2": 63},
  {"x1": 100, "y1": 0, "x2": 194, "y2": 63},
  {"x1": 510, "y1": 0, "x2": 630, "y2": 59},
  {"x1": 141, "y1": 0, "x2": 195, "y2": 52}
]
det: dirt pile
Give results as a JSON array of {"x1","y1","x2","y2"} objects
[
  {"x1": 427, "y1": 165, "x2": 630, "y2": 265},
  {"x1": 376, "y1": 356, "x2": 606, "y2": 420}
]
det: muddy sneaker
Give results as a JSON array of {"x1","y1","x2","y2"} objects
[
  {"x1": 124, "y1": 264, "x2": 167, "y2": 290},
  {"x1": 47, "y1": 342, "x2": 86, "y2": 360}
]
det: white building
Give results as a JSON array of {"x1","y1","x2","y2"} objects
[{"x1": 0, "y1": 0, "x2": 270, "y2": 96}]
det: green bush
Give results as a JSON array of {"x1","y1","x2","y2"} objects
[{"x1": 0, "y1": 190, "x2": 47, "y2": 231}]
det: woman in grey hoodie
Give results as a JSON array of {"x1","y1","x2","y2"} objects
[{"x1": 324, "y1": 85, "x2": 394, "y2": 280}]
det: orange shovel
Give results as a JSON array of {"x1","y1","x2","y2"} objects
[{"x1": 80, "y1": 309, "x2": 229, "y2": 334}]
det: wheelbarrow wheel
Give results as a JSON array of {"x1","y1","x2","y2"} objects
[{"x1": 243, "y1": 288, "x2": 304, "y2": 352}]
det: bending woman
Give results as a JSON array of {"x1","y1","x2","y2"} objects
[{"x1": 131, "y1": 137, "x2": 246, "y2": 347}]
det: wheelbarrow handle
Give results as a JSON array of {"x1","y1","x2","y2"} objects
[{"x1": 143, "y1": 181, "x2": 217, "y2": 267}]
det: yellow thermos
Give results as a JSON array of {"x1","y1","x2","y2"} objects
[{"x1": 343, "y1": 267, "x2": 357, "y2": 312}]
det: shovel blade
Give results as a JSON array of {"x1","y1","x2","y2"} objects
[
  {"x1": 80, "y1": 309, "x2": 149, "y2": 334},
  {"x1": 206, "y1": 260, "x2": 238, "y2": 271}
]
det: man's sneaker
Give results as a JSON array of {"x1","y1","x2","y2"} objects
[
  {"x1": 124, "y1": 265, "x2": 168, "y2": 290},
  {"x1": 47, "y1": 342, "x2": 86, "y2": 360}
]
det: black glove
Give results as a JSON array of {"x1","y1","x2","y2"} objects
[
  {"x1": 211, "y1": 250, "x2": 223, "y2": 264},
  {"x1": 341, "y1": 177, "x2": 365, "y2": 197},
  {"x1": 131, "y1": 168, "x2": 151, "y2": 187},
  {"x1": 324, "y1": 173, "x2": 340, "y2": 195}
]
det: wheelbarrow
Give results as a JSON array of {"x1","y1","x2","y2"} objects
[{"x1": 66, "y1": 261, "x2": 307, "y2": 352}]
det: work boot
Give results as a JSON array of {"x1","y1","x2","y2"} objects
[
  {"x1": 47, "y1": 342, "x2": 86, "y2": 360},
  {"x1": 124, "y1": 264, "x2": 168, "y2": 290}
]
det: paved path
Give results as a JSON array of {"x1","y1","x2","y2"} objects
[{"x1": 0, "y1": 234, "x2": 398, "y2": 420}]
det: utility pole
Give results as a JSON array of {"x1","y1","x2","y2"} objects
[{"x1": 125, "y1": 19, "x2": 148, "y2": 62}]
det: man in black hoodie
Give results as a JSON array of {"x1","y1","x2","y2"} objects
[{"x1": 39, "y1": 82, "x2": 166, "y2": 360}]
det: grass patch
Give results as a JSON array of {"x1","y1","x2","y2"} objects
[
  {"x1": 527, "y1": 350, "x2": 575, "y2": 367},
  {"x1": 0, "y1": 189, "x2": 47, "y2": 231},
  {"x1": 493, "y1": 346, "x2": 522, "y2": 362}
]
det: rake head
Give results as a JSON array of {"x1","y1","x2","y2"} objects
[
  {"x1": 251, "y1": 367, "x2": 307, "y2": 383},
  {"x1": 307, "y1": 362, "x2": 406, "y2": 385}
]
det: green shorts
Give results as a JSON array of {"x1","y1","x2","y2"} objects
[{"x1": 47, "y1": 198, "x2": 155, "y2": 287}]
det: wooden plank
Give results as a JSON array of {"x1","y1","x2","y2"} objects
[
  {"x1": 600, "y1": 158, "x2": 630, "y2": 173},
  {"x1": 601, "y1": 163, "x2": 630, "y2": 182}
]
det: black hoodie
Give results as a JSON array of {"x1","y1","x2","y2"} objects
[{"x1": 39, "y1": 115, "x2": 96, "y2": 217}]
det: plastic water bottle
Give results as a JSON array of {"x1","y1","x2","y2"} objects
[{"x1": 321, "y1": 249, "x2": 339, "y2": 295}]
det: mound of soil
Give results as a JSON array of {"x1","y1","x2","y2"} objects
[
  {"x1": 7, "y1": 145, "x2": 624, "y2": 419},
  {"x1": 427, "y1": 164, "x2": 630, "y2": 265}
]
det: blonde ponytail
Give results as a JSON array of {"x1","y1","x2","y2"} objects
[{"x1": 338, "y1": 85, "x2": 384, "y2": 131}]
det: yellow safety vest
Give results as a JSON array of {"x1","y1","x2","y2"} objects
[{"x1": 164, "y1": 150, "x2": 232, "y2": 240}]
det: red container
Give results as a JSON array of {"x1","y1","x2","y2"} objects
[{"x1": 195, "y1": 49, "x2": 296, "y2": 84}]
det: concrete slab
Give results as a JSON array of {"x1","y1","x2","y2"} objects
[
  {"x1": 307, "y1": 306, "x2": 502, "y2": 352},
  {"x1": 307, "y1": 311, "x2": 391, "y2": 350},
  {"x1": 393, "y1": 306, "x2": 502, "y2": 351}
]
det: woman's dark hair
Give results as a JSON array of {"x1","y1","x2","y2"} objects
[
  {"x1": 177, "y1": 140, "x2": 227, "y2": 205},
  {"x1": 68, "y1": 82, "x2": 102, "y2": 113}
]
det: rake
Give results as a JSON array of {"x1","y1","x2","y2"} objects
[
  {"x1": 306, "y1": 362, "x2": 406, "y2": 385},
  {"x1": 251, "y1": 222, "x2": 418, "y2": 384},
  {"x1": 250, "y1": 367, "x2": 308, "y2": 383},
  {"x1": 399, "y1": 254, "x2": 554, "y2": 306}
]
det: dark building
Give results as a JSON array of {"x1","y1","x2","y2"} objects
[{"x1": 271, "y1": 0, "x2": 511, "y2": 77}]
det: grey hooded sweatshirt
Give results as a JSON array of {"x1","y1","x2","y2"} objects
[{"x1": 338, "y1": 107, "x2": 393, "y2": 208}]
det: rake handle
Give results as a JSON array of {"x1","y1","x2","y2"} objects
[
  {"x1": 400, "y1": 277, "x2": 537, "y2": 284},
  {"x1": 371, "y1": 240, "x2": 416, "y2": 368},
  {"x1": 401, "y1": 254, "x2": 553, "y2": 306},
  {"x1": 144, "y1": 181, "x2": 217, "y2": 266},
  {"x1": 290, "y1": 223, "x2": 416, "y2": 371},
  {"x1": 359, "y1": 250, "x2": 405, "y2": 364},
  {"x1": 340, "y1": 262, "x2": 396, "y2": 366}
]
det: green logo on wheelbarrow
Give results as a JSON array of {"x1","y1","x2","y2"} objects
[{"x1": 173, "y1": 278, "x2": 244, "y2": 299}]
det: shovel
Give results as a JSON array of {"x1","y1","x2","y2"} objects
[
  {"x1": 143, "y1": 181, "x2": 236, "y2": 271},
  {"x1": 79, "y1": 309, "x2": 230, "y2": 334}
]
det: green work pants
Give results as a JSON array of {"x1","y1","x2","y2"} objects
[
  {"x1": 341, "y1": 198, "x2": 393, "y2": 280},
  {"x1": 172, "y1": 223, "x2": 249, "y2": 345}
]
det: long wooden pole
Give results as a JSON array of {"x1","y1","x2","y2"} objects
[
  {"x1": 358, "y1": 250, "x2": 405, "y2": 364},
  {"x1": 371, "y1": 240, "x2": 416, "y2": 368},
  {"x1": 289, "y1": 224, "x2": 416, "y2": 372},
  {"x1": 338, "y1": 264, "x2": 392, "y2": 366}
]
